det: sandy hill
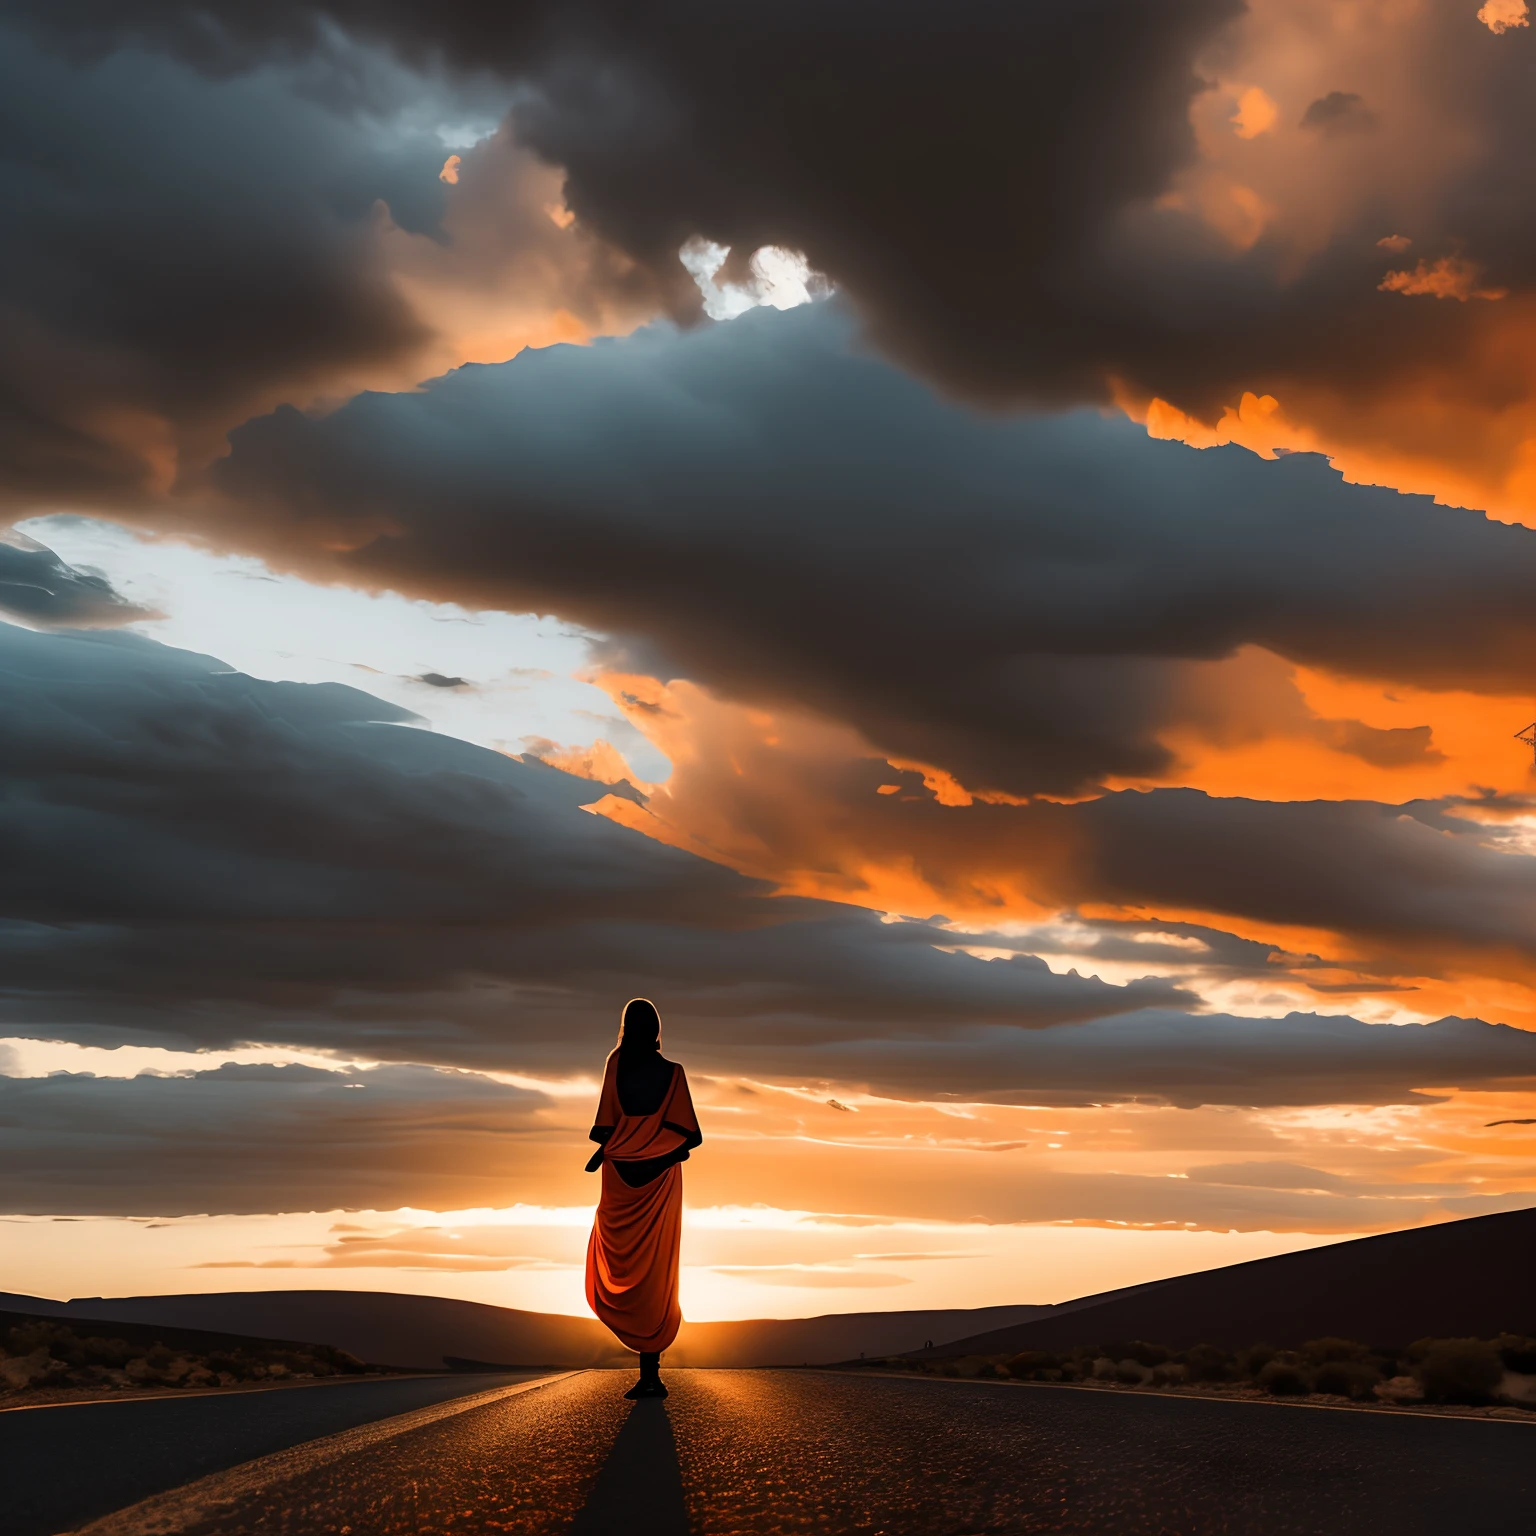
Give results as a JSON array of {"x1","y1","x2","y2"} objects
[
  {"x1": 907, "y1": 1205, "x2": 1536, "y2": 1360},
  {"x1": 0, "y1": 1290, "x2": 1050, "y2": 1370}
]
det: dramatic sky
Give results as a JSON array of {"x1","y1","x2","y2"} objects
[{"x1": 4, "y1": 0, "x2": 1536, "y2": 1319}]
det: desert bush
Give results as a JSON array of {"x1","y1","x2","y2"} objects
[
  {"x1": 1257, "y1": 1357, "x2": 1310, "y2": 1395},
  {"x1": 1494, "y1": 1335, "x2": 1536, "y2": 1375},
  {"x1": 1151, "y1": 1362, "x2": 1187, "y2": 1387},
  {"x1": 1115, "y1": 1359, "x2": 1152, "y2": 1385},
  {"x1": 1311, "y1": 1360, "x2": 1381, "y2": 1400},
  {"x1": 0, "y1": 1349, "x2": 57, "y2": 1390},
  {"x1": 0, "y1": 1322, "x2": 380, "y2": 1395},
  {"x1": 950, "y1": 1355, "x2": 999, "y2": 1379},
  {"x1": 1415, "y1": 1339, "x2": 1503, "y2": 1405},
  {"x1": 1005, "y1": 1351, "x2": 1060, "y2": 1380},
  {"x1": 1239, "y1": 1344, "x2": 1278, "y2": 1377},
  {"x1": 1180, "y1": 1344, "x2": 1233, "y2": 1383}
]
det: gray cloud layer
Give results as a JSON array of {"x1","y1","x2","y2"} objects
[
  {"x1": 763, "y1": 1010, "x2": 1536, "y2": 1110},
  {"x1": 0, "y1": 1063, "x2": 552, "y2": 1216},
  {"x1": 215, "y1": 301, "x2": 1536, "y2": 795},
  {"x1": 0, "y1": 622, "x2": 1182, "y2": 1073},
  {"x1": 0, "y1": 18, "x2": 659, "y2": 509},
  {"x1": 13, "y1": 1, "x2": 1237, "y2": 396},
  {"x1": 0, "y1": 530, "x2": 154, "y2": 628},
  {"x1": 4, "y1": 622, "x2": 1536, "y2": 1111},
  {"x1": 0, "y1": 25, "x2": 439, "y2": 505},
  {"x1": 820, "y1": 769, "x2": 1536, "y2": 970}
]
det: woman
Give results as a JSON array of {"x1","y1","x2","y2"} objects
[{"x1": 584, "y1": 997, "x2": 703, "y2": 1399}]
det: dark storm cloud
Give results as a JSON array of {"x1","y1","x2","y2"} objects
[
  {"x1": 1056, "y1": 789, "x2": 1536, "y2": 963},
  {"x1": 0, "y1": 621, "x2": 1185, "y2": 1075},
  {"x1": 859, "y1": 781, "x2": 1536, "y2": 969},
  {"x1": 0, "y1": 1063, "x2": 554, "y2": 1216},
  {"x1": 769, "y1": 1010, "x2": 1536, "y2": 1110},
  {"x1": 13, "y1": 0, "x2": 1536, "y2": 427},
  {"x1": 4, "y1": 621, "x2": 1536, "y2": 1111},
  {"x1": 0, "y1": 530, "x2": 155, "y2": 628},
  {"x1": 13, "y1": 0, "x2": 1240, "y2": 396},
  {"x1": 0, "y1": 17, "x2": 663, "y2": 509},
  {"x1": 1300, "y1": 91, "x2": 1377, "y2": 135},
  {"x1": 215, "y1": 302, "x2": 1536, "y2": 796},
  {"x1": 0, "y1": 22, "x2": 451, "y2": 506}
]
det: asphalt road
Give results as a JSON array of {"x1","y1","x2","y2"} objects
[
  {"x1": 2, "y1": 1370, "x2": 544, "y2": 1536},
  {"x1": 31, "y1": 1368, "x2": 1534, "y2": 1535}
]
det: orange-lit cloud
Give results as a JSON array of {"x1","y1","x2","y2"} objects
[
  {"x1": 1379, "y1": 256, "x2": 1507, "y2": 302},
  {"x1": 536, "y1": 671, "x2": 1536, "y2": 1034},
  {"x1": 1230, "y1": 86, "x2": 1279, "y2": 139},
  {"x1": 1478, "y1": 0, "x2": 1529, "y2": 35}
]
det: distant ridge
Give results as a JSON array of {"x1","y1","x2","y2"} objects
[
  {"x1": 905, "y1": 1206, "x2": 1536, "y2": 1359},
  {"x1": 3, "y1": 1290, "x2": 1051, "y2": 1369},
  {"x1": 18, "y1": 1207, "x2": 1530, "y2": 1372}
]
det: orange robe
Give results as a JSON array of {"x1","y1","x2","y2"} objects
[{"x1": 584, "y1": 1054, "x2": 700, "y2": 1353}]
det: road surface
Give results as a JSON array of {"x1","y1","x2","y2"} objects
[
  {"x1": 15, "y1": 1368, "x2": 1535, "y2": 1534},
  {"x1": 2, "y1": 1370, "x2": 545, "y2": 1536}
]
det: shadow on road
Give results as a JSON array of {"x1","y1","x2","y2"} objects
[{"x1": 568, "y1": 1397, "x2": 690, "y2": 1535}]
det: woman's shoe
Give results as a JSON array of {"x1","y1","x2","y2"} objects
[{"x1": 624, "y1": 1376, "x2": 669, "y2": 1399}]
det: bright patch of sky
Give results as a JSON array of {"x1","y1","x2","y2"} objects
[
  {"x1": 0, "y1": 1036, "x2": 600, "y2": 1100},
  {"x1": 20, "y1": 516, "x2": 671, "y2": 782},
  {"x1": 0, "y1": 1038, "x2": 364, "y2": 1079},
  {"x1": 679, "y1": 239, "x2": 825, "y2": 321},
  {"x1": 434, "y1": 118, "x2": 503, "y2": 150}
]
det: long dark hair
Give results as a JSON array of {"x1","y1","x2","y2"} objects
[{"x1": 617, "y1": 997, "x2": 661, "y2": 1055}]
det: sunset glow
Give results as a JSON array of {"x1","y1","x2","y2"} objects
[{"x1": 2, "y1": 0, "x2": 1535, "y2": 1328}]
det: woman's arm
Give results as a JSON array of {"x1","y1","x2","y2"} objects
[{"x1": 585, "y1": 1124, "x2": 614, "y2": 1173}]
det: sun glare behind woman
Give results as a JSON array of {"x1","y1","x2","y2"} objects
[{"x1": 584, "y1": 997, "x2": 703, "y2": 1398}]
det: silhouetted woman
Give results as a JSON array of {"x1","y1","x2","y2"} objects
[{"x1": 584, "y1": 998, "x2": 703, "y2": 1398}]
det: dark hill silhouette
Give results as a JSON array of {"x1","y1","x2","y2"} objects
[
  {"x1": 7, "y1": 1290, "x2": 1049, "y2": 1369},
  {"x1": 905, "y1": 1206, "x2": 1536, "y2": 1360}
]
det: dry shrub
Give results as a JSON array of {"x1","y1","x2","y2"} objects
[
  {"x1": 1257, "y1": 1357, "x2": 1310, "y2": 1395},
  {"x1": 1414, "y1": 1339, "x2": 1503, "y2": 1405},
  {"x1": 1180, "y1": 1344, "x2": 1233, "y2": 1383},
  {"x1": 1495, "y1": 1335, "x2": 1536, "y2": 1375},
  {"x1": 1311, "y1": 1360, "x2": 1381, "y2": 1400},
  {"x1": 0, "y1": 1321, "x2": 377, "y2": 1395},
  {"x1": 1240, "y1": 1344, "x2": 1278, "y2": 1377},
  {"x1": 1005, "y1": 1351, "x2": 1061, "y2": 1380}
]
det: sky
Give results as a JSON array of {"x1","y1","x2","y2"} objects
[{"x1": 3, "y1": 0, "x2": 1536, "y2": 1322}]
